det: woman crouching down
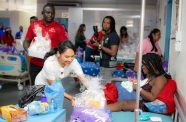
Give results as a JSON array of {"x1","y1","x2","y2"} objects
[{"x1": 35, "y1": 40, "x2": 88, "y2": 103}]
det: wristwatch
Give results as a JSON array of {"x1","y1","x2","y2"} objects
[{"x1": 98, "y1": 44, "x2": 102, "y2": 50}]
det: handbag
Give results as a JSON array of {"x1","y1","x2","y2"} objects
[{"x1": 18, "y1": 85, "x2": 45, "y2": 108}]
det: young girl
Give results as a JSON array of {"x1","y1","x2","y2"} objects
[{"x1": 35, "y1": 40, "x2": 88, "y2": 102}]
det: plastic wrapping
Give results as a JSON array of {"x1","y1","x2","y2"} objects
[
  {"x1": 44, "y1": 80, "x2": 64, "y2": 111},
  {"x1": 70, "y1": 107, "x2": 111, "y2": 122},
  {"x1": 24, "y1": 101, "x2": 49, "y2": 116},
  {"x1": 74, "y1": 77, "x2": 106, "y2": 109},
  {"x1": 28, "y1": 24, "x2": 51, "y2": 59}
]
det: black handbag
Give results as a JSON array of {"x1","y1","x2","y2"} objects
[{"x1": 18, "y1": 85, "x2": 45, "y2": 108}]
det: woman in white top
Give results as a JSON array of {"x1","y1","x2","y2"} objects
[{"x1": 35, "y1": 40, "x2": 88, "y2": 102}]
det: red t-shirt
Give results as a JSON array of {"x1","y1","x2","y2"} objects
[
  {"x1": 157, "y1": 79, "x2": 176, "y2": 115},
  {"x1": 87, "y1": 31, "x2": 104, "y2": 50},
  {"x1": 2, "y1": 34, "x2": 14, "y2": 46},
  {"x1": 26, "y1": 19, "x2": 68, "y2": 66}
]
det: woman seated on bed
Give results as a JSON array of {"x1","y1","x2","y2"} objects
[{"x1": 107, "y1": 53, "x2": 176, "y2": 115}]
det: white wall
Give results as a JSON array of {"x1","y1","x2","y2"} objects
[
  {"x1": 156, "y1": 0, "x2": 167, "y2": 55},
  {"x1": 82, "y1": 5, "x2": 157, "y2": 49},
  {"x1": 169, "y1": 0, "x2": 186, "y2": 102},
  {"x1": 68, "y1": 8, "x2": 83, "y2": 43},
  {"x1": 0, "y1": 11, "x2": 35, "y2": 37},
  {"x1": 0, "y1": 11, "x2": 18, "y2": 35},
  {"x1": 83, "y1": 9, "x2": 140, "y2": 40}
]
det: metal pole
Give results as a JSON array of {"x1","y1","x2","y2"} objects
[{"x1": 134, "y1": 0, "x2": 146, "y2": 122}]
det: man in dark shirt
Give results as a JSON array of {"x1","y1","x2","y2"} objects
[{"x1": 93, "y1": 16, "x2": 120, "y2": 82}]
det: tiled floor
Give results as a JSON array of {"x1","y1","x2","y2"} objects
[{"x1": 0, "y1": 77, "x2": 80, "y2": 121}]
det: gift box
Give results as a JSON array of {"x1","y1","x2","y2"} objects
[
  {"x1": 112, "y1": 70, "x2": 126, "y2": 78},
  {"x1": 0, "y1": 105, "x2": 27, "y2": 122},
  {"x1": 70, "y1": 107, "x2": 111, "y2": 122},
  {"x1": 80, "y1": 62, "x2": 100, "y2": 76}
]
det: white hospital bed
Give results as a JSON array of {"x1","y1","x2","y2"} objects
[{"x1": 0, "y1": 54, "x2": 31, "y2": 90}]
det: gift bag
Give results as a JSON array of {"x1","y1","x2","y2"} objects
[
  {"x1": 104, "y1": 83, "x2": 118, "y2": 104},
  {"x1": 44, "y1": 79, "x2": 65, "y2": 111},
  {"x1": 70, "y1": 107, "x2": 111, "y2": 122},
  {"x1": 74, "y1": 77, "x2": 106, "y2": 109}
]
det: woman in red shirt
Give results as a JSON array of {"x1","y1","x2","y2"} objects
[
  {"x1": 2, "y1": 27, "x2": 14, "y2": 46},
  {"x1": 107, "y1": 53, "x2": 176, "y2": 115}
]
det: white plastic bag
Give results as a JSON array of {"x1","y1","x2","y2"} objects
[{"x1": 74, "y1": 77, "x2": 106, "y2": 109}]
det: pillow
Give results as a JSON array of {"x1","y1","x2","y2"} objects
[{"x1": 144, "y1": 99, "x2": 167, "y2": 114}]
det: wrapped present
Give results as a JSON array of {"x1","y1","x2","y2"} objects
[
  {"x1": 76, "y1": 48, "x2": 84, "y2": 63},
  {"x1": 0, "y1": 105, "x2": 27, "y2": 122},
  {"x1": 126, "y1": 70, "x2": 144, "y2": 81},
  {"x1": 112, "y1": 70, "x2": 126, "y2": 78},
  {"x1": 28, "y1": 25, "x2": 51, "y2": 59},
  {"x1": 116, "y1": 63, "x2": 123, "y2": 70},
  {"x1": 70, "y1": 107, "x2": 111, "y2": 122},
  {"x1": 74, "y1": 90, "x2": 106, "y2": 109},
  {"x1": 72, "y1": 77, "x2": 111, "y2": 122},
  {"x1": 28, "y1": 36, "x2": 51, "y2": 59},
  {"x1": 74, "y1": 77, "x2": 105, "y2": 109},
  {"x1": 104, "y1": 83, "x2": 118, "y2": 104},
  {"x1": 80, "y1": 62, "x2": 100, "y2": 76}
]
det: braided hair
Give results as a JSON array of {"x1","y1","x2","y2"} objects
[{"x1": 142, "y1": 53, "x2": 171, "y2": 79}]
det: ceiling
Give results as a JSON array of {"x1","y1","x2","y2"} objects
[{"x1": 47, "y1": 0, "x2": 157, "y2": 6}]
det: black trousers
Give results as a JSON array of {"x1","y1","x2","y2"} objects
[{"x1": 29, "y1": 63, "x2": 42, "y2": 85}]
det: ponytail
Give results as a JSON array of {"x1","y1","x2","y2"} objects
[
  {"x1": 44, "y1": 48, "x2": 58, "y2": 61},
  {"x1": 148, "y1": 28, "x2": 160, "y2": 52},
  {"x1": 44, "y1": 40, "x2": 76, "y2": 61}
]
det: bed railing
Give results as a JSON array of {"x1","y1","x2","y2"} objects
[{"x1": 172, "y1": 94, "x2": 186, "y2": 122}]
